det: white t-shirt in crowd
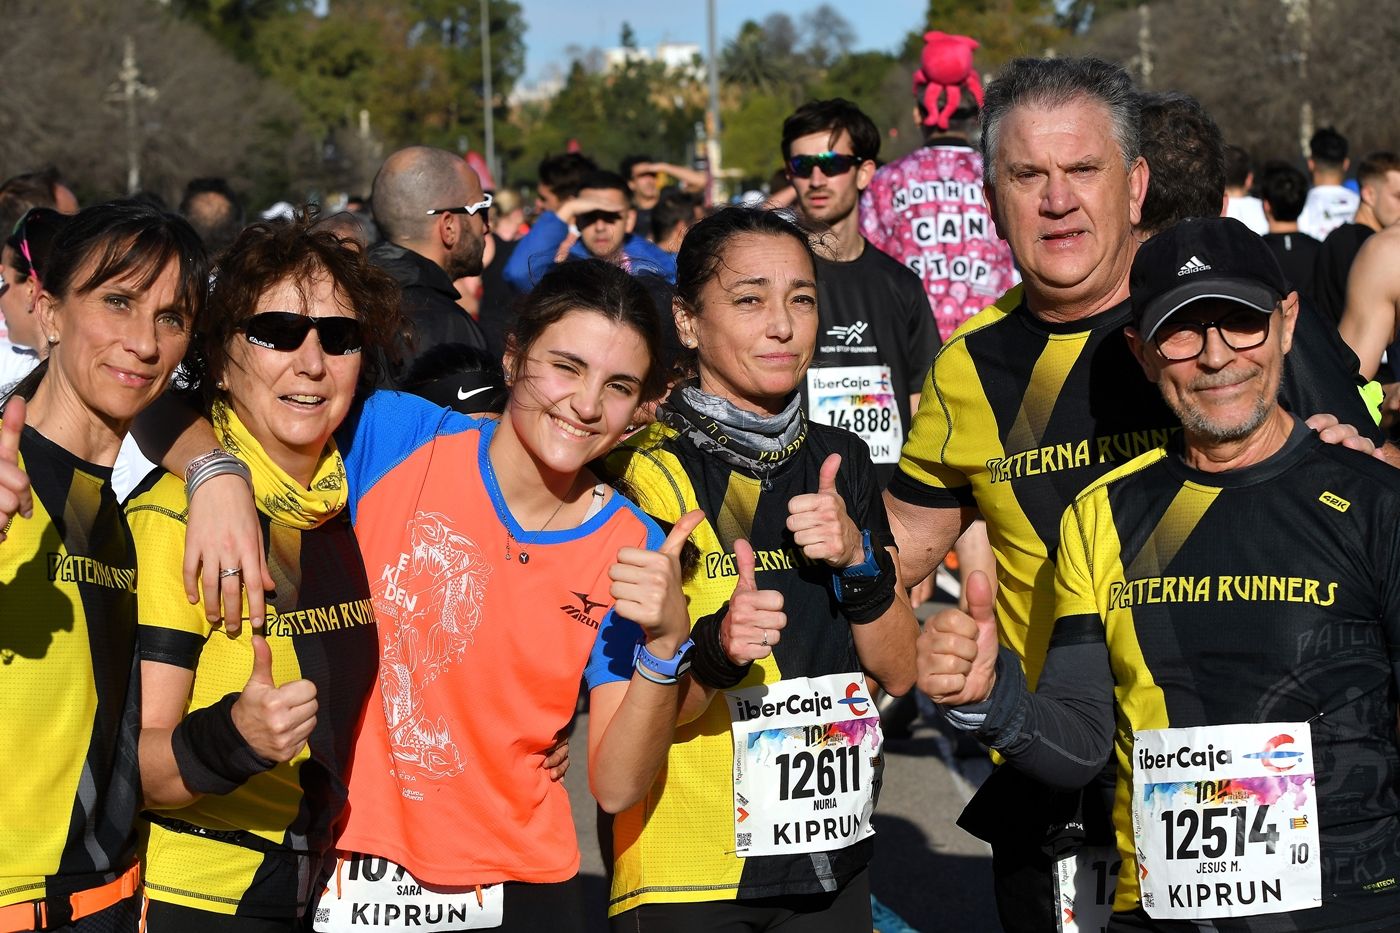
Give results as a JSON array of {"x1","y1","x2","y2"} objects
[{"x1": 1297, "y1": 184, "x2": 1359, "y2": 241}]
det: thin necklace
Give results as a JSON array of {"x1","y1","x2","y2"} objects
[
  {"x1": 486, "y1": 431, "x2": 582, "y2": 565},
  {"x1": 505, "y1": 487, "x2": 574, "y2": 565}
]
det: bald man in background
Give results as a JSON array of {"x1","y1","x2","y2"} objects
[{"x1": 370, "y1": 146, "x2": 489, "y2": 372}]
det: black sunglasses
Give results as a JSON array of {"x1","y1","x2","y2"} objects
[
  {"x1": 786, "y1": 152, "x2": 863, "y2": 179},
  {"x1": 242, "y1": 312, "x2": 364, "y2": 356},
  {"x1": 576, "y1": 209, "x2": 625, "y2": 228}
]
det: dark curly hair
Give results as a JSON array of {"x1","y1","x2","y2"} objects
[
  {"x1": 183, "y1": 209, "x2": 403, "y2": 412},
  {"x1": 1137, "y1": 92, "x2": 1225, "y2": 237}
]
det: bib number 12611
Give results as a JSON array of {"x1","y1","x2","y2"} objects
[{"x1": 776, "y1": 745, "x2": 862, "y2": 800}]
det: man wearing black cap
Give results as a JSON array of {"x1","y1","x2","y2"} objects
[{"x1": 917, "y1": 216, "x2": 1400, "y2": 932}]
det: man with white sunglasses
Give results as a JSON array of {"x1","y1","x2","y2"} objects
[{"x1": 368, "y1": 145, "x2": 490, "y2": 371}]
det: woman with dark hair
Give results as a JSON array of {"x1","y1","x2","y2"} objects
[
  {"x1": 0, "y1": 200, "x2": 207, "y2": 932},
  {"x1": 312, "y1": 258, "x2": 700, "y2": 933},
  {"x1": 162, "y1": 257, "x2": 701, "y2": 932},
  {"x1": 126, "y1": 214, "x2": 404, "y2": 931},
  {"x1": 602, "y1": 207, "x2": 919, "y2": 931},
  {"x1": 0, "y1": 207, "x2": 70, "y2": 388}
]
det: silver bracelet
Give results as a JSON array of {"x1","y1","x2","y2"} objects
[{"x1": 185, "y1": 450, "x2": 252, "y2": 500}]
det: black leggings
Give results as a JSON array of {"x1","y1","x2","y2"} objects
[{"x1": 610, "y1": 869, "x2": 871, "y2": 933}]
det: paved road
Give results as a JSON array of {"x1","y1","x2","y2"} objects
[{"x1": 563, "y1": 704, "x2": 1000, "y2": 933}]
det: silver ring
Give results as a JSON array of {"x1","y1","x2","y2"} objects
[
  {"x1": 761, "y1": 631, "x2": 769, "y2": 648},
  {"x1": 219, "y1": 567, "x2": 242, "y2": 579}
]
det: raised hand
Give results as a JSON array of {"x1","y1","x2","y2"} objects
[
  {"x1": 718, "y1": 538, "x2": 787, "y2": 664},
  {"x1": 230, "y1": 634, "x2": 318, "y2": 763},
  {"x1": 786, "y1": 453, "x2": 863, "y2": 568},
  {"x1": 0, "y1": 396, "x2": 33, "y2": 544},
  {"x1": 609, "y1": 509, "x2": 706, "y2": 651},
  {"x1": 917, "y1": 570, "x2": 1000, "y2": 706}
]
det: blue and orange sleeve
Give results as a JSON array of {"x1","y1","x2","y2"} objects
[{"x1": 336, "y1": 390, "x2": 482, "y2": 523}]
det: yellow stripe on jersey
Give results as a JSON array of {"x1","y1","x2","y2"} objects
[
  {"x1": 1062, "y1": 452, "x2": 1223, "y2": 912},
  {"x1": 1004, "y1": 328, "x2": 1088, "y2": 455},
  {"x1": 0, "y1": 434, "x2": 139, "y2": 907},
  {"x1": 129, "y1": 470, "x2": 377, "y2": 917},
  {"x1": 603, "y1": 420, "x2": 875, "y2": 914},
  {"x1": 0, "y1": 480, "x2": 97, "y2": 904},
  {"x1": 896, "y1": 288, "x2": 1180, "y2": 688}
]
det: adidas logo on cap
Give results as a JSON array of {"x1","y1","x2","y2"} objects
[{"x1": 1177, "y1": 255, "x2": 1211, "y2": 276}]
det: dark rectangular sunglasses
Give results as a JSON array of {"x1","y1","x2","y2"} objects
[
  {"x1": 576, "y1": 209, "x2": 625, "y2": 228},
  {"x1": 786, "y1": 151, "x2": 862, "y2": 179},
  {"x1": 243, "y1": 312, "x2": 364, "y2": 355}
]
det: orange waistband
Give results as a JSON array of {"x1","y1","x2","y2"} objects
[{"x1": 0, "y1": 862, "x2": 140, "y2": 932}]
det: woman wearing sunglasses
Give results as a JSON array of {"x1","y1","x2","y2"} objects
[
  {"x1": 0, "y1": 201, "x2": 207, "y2": 933},
  {"x1": 127, "y1": 215, "x2": 403, "y2": 932},
  {"x1": 0, "y1": 207, "x2": 70, "y2": 390},
  {"x1": 147, "y1": 256, "x2": 700, "y2": 933}
]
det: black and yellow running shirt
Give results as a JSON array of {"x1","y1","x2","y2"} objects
[
  {"x1": 891, "y1": 288, "x2": 1384, "y2": 687},
  {"x1": 126, "y1": 471, "x2": 378, "y2": 918},
  {"x1": 602, "y1": 418, "x2": 892, "y2": 915},
  {"x1": 0, "y1": 426, "x2": 142, "y2": 909},
  {"x1": 889, "y1": 291, "x2": 1178, "y2": 683},
  {"x1": 982, "y1": 422, "x2": 1400, "y2": 931}
]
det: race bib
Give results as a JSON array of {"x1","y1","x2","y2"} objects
[
  {"x1": 313, "y1": 852, "x2": 503, "y2": 932},
  {"x1": 1132, "y1": 723, "x2": 1320, "y2": 920},
  {"x1": 725, "y1": 673, "x2": 883, "y2": 858},
  {"x1": 805, "y1": 365, "x2": 902, "y2": 464},
  {"x1": 1054, "y1": 845, "x2": 1119, "y2": 933}
]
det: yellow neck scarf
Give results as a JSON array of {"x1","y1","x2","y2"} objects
[{"x1": 211, "y1": 399, "x2": 348, "y2": 529}]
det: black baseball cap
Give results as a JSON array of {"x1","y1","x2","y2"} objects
[
  {"x1": 1130, "y1": 217, "x2": 1291, "y2": 341},
  {"x1": 409, "y1": 369, "x2": 508, "y2": 415}
]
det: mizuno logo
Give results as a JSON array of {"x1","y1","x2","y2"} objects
[
  {"x1": 826, "y1": 322, "x2": 868, "y2": 345},
  {"x1": 457, "y1": 385, "x2": 492, "y2": 401},
  {"x1": 1177, "y1": 255, "x2": 1211, "y2": 276},
  {"x1": 562, "y1": 591, "x2": 607, "y2": 628}
]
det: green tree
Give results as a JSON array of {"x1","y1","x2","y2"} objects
[
  {"x1": 721, "y1": 21, "x2": 793, "y2": 95},
  {"x1": 904, "y1": 0, "x2": 1064, "y2": 69},
  {"x1": 721, "y1": 92, "x2": 792, "y2": 183}
]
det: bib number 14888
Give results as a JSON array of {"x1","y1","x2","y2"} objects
[{"x1": 825, "y1": 408, "x2": 893, "y2": 434}]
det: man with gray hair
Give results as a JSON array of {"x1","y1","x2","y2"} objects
[
  {"x1": 889, "y1": 57, "x2": 1386, "y2": 933},
  {"x1": 369, "y1": 146, "x2": 489, "y2": 370},
  {"x1": 885, "y1": 56, "x2": 1156, "y2": 932}
]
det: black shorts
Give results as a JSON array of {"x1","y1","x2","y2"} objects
[{"x1": 610, "y1": 868, "x2": 871, "y2": 933}]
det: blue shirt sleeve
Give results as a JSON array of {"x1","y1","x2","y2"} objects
[
  {"x1": 335, "y1": 390, "x2": 481, "y2": 523},
  {"x1": 503, "y1": 212, "x2": 568, "y2": 292},
  {"x1": 582, "y1": 510, "x2": 666, "y2": 690}
]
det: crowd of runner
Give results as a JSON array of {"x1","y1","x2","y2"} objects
[{"x1": 3, "y1": 28, "x2": 1400, "y2": 933}]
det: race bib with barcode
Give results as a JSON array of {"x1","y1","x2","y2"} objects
[
  {"x1": 725, "y1": 673, "x2": 883, "y2": 858},
  {"x1": 1132, "y1": 722, "x2": 1320, "y2": 920},
  {"x1": 313, "y1": 851, "x2": 503, "y2": 932}
]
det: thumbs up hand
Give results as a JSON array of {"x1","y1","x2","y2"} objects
[
  {"x1": 0, "y1": 396, "x2": 34, "y2": 544},
  {"x1": 917, "y1": 570, "x2": 1001, "y2": 706},
  {"x1": 231, "y1": 634, "x2": 318, "y2": 763},
  {"x1": 609, "y1": 510, "x2": 706, "y2": 654},
  {"x1": 786, "y1": 453, "x2": 863, "y2": 569},
  {"x1": 718, "y1": 539, "x2": 787, "y2": 664}
]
